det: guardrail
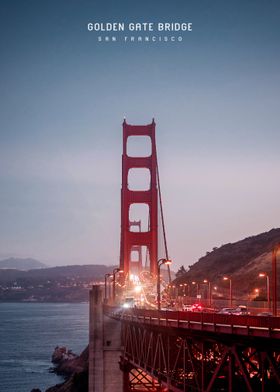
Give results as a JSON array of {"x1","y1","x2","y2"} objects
[{"x1": 104, "y1": 305, "x2": 280, "y2": 339}]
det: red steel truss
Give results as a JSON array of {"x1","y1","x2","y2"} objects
[
  {"x1": 105, "y1": 306, "x2": 280, "y2": 391},
  {"x1": 120, "y1": 119, "x2": 158, "y2": 277}
]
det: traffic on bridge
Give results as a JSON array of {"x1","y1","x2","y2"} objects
[{"x1": 89, "y1": 120, "x2": 280, "y2": 392}]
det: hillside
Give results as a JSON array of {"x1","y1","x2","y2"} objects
[
  {"x1": 176, "y1": 228, "x2": 280, "y2": 299},
  {"x1": 0, "y1": 258, "x2": 46, "y2": 270},
  {"x1": 0, "y1": 264, "x2": 116, "y2": 302},
  {"x1": 0, "y1": 264, "x2": 114, "y2": 283}
]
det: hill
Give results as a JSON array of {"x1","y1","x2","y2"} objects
[
  {"x1": 0, "y1": 257, "x2": 46, "y2": 270},
  {"x1": 176, "y1": 228, "x2": 280, "y2": 299},
  {"x1": 0, "y1": 264, "x2": 116, "y2": 302},
  {"x1": 0, "y1": 264, "x2": 115, "y2": 284}
]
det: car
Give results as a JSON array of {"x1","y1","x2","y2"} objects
[
  {"x1": 161, "y1": 307, "x2": 175, "y2": 311},
  {"x1": 257, "y1": 312, "x2": 273, "y2": 317},
  {"x1": 218, "y1": 308, "x2": 236, "y2": 314},
  {"x1": 231, "y1": 308, "x2": 250, "y2": 315},
  {"x1": 236, "y1": 305, "x2": 248, "y2": 311},
  {"x1": 122, "y1": 297, "x2": 135, "y2": 308},
  {"x1": 191, "y1": 303, "x2": 203, "y2": 312},
  {"x1": 182, "y1": 304, "x2": 193, "y2": 312},
  {"x1": 218, "y1": 306, "x2": 250, "y2": 315},
  {"x1": 232, "y1": 305, "x2": 250, "y2": 315}
]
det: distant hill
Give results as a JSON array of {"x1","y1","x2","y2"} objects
[
  {"x1": 0, "y1": 258, "x2": 46, "y2": 270},
  {"x1": 0, "y1": 264, "x2": 115, "y2": 284},
  {"x1": 0, "y1": 264, "x2": 117, "y2": 302},
  {"x1": 175, "y1": 228, "x2": 280, "y2": 298}
]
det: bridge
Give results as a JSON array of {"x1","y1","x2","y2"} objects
[{"x1": 88, "y1": 120, "x2": 280, "y2": 392}]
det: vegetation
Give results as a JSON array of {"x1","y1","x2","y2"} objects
[
  {"x1": 0, "y1": 264, "x2": 116, "y2": 302},
  {"x1": 175, "y1": 228, "x2": 280, "y2": 299}
]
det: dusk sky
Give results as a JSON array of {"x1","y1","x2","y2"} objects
[{"x1": 0, "y1": 0, "x2": 280, "y2": 270}]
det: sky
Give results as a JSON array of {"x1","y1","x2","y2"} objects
[{"x1": 0, "y1": 0, "x2": 280, "y2": 270}]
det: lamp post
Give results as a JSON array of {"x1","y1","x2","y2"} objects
[
  {"x1": 179, "y1": 284, "x2": 183, "y2": 296},
  {"x1": 104, "y1": 273, "x2": 113, "y2": 303},
  {"x1": 192, "y1": 281, "x2": 199, "y2": 298},
  {"x1": 179, "y1": 283, "x2": 185, "y2": 305},
  {"x1": 203, "y1": 279, "x2": 212, "y2": 307},
  {"x1": 167, "y1": 284, "x2": 172, "y2": 299},
  {"x1": 223, "y1": 277, "x2": 232, "y2": 307},
  {"x1": 272, "y1": 244, "x2": 280, "y2": 316},
  {"x1": 184, "y1": 283, "x2": 188, "y2": 297},
  {"x1": 112, "y1": 268, "x2": 123, "y2": 303},
  {"x1": 157, "y1": 258, "x2": 172, "y2": 311},
  {"x1": 258, "y1": 273, "x2": 270, "y2": 310},
  {"x1": 213, "y1": 286, "x2": 218, "y2": 303},
  {"x1": 172, "y1": 285, "x2": 176, "y2": 300}
]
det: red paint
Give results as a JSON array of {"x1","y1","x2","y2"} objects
[{"x1": 120, "y1": 119, "x2": 158, "y2": 277}]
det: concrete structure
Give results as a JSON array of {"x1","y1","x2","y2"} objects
[{"x1": 89, "y1": 285, "x2": 123, "y2": 392}]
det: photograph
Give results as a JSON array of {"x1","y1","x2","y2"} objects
[{"x1": 0, "y1": 1, "x2": 280, "y2": 391}]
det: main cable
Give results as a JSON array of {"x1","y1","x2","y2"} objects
[{"x1": 156, "y1": 150, "x2": 172, "y2": 283}]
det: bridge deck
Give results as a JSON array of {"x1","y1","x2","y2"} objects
[
  {"x1": 103, "y1": 306, "x2": 280, "y2": 391},
  {"x1": 106, "y1": 306, "x2": 280, "y2": 341}
]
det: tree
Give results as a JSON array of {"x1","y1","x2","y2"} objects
[{"x1": 176, "y1": 265, "x2": 187, "y2": 278}]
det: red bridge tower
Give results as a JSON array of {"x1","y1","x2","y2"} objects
[{"x1": 120, "y1": 119, "x2": 158, "y2": 277}]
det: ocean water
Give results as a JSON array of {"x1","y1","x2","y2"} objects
[{"x1": 0, "y1": 302, "x2": 89, "y2": 392}]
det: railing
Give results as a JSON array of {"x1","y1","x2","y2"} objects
[{"x1": 104, "y1": 306, "x2": 280, "y2": 339}]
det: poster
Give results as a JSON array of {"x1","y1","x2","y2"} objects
[{"x1": 0, "y1": 1, "x2": 280, "y2": 391}]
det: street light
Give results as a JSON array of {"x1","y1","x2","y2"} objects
[
  {"x1": 104, "y1": 273, "x2": 113, "y2": 303},
  {"x1": 112, "y1": 268, "x2": 123, "y2": 303},
  {"x1": 157, "y1": 258, "x2": 172, "y2": 311},
  {"x1": 213, "y1": 286, "x2": 218, "y2": 300},
  {"x1": 223, "y1": 276, "x2": 232, "y2": 307},
  {"x1": 172, "y1": 285, "x2": 176, "y2": 300},
  {"x1": 203, "y1": 279, "x2": 212, "y2": 307},
  {"x1": 179, "y1": 283, "x2": 183, "y2": 296},
  {"x1": 272, "y1": 244, "x2": 280, "y2": 316},
  {"x1": 258, "y1": 272, "x2": 270, "y2": 310},
  {"x1": 166, "y1": 283, "x2": 171, "y2": 298},
  {"x1": 192, "y1": 281, "x2": 199, "y2": 298},
  {"x1": 254, "y1": 288, "x2": 260, "y2": 301}
]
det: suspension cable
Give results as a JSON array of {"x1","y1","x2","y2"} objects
[{"x1": 156, "y1": 151, "x2": 172, "y2": 283}]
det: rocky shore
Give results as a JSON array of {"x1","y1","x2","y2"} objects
[{"x1": 31, "y1": 346, "x2": 88, "y2": 392}]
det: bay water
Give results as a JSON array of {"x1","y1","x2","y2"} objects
[{"x1": 0, "y1": 302, "x2": 89, "y2": 392}]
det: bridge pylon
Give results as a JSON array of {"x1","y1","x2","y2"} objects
[
  {"x1": 120, "y1": 119, "x2": 158, "y2": 278},
  {"x1": 129, "y1": 221, "x2": 143, "y2": 275}
]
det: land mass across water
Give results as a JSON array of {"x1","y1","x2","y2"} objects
[
  {"x1": 0, "y1": 264, "x2": 115, "y2": 302},
  {"x1": 1, "y1": 228, "x2": 280, "y2": 303},
  {"x1": 0, "y1": 257, "x2": 47, "y2": 270}
]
